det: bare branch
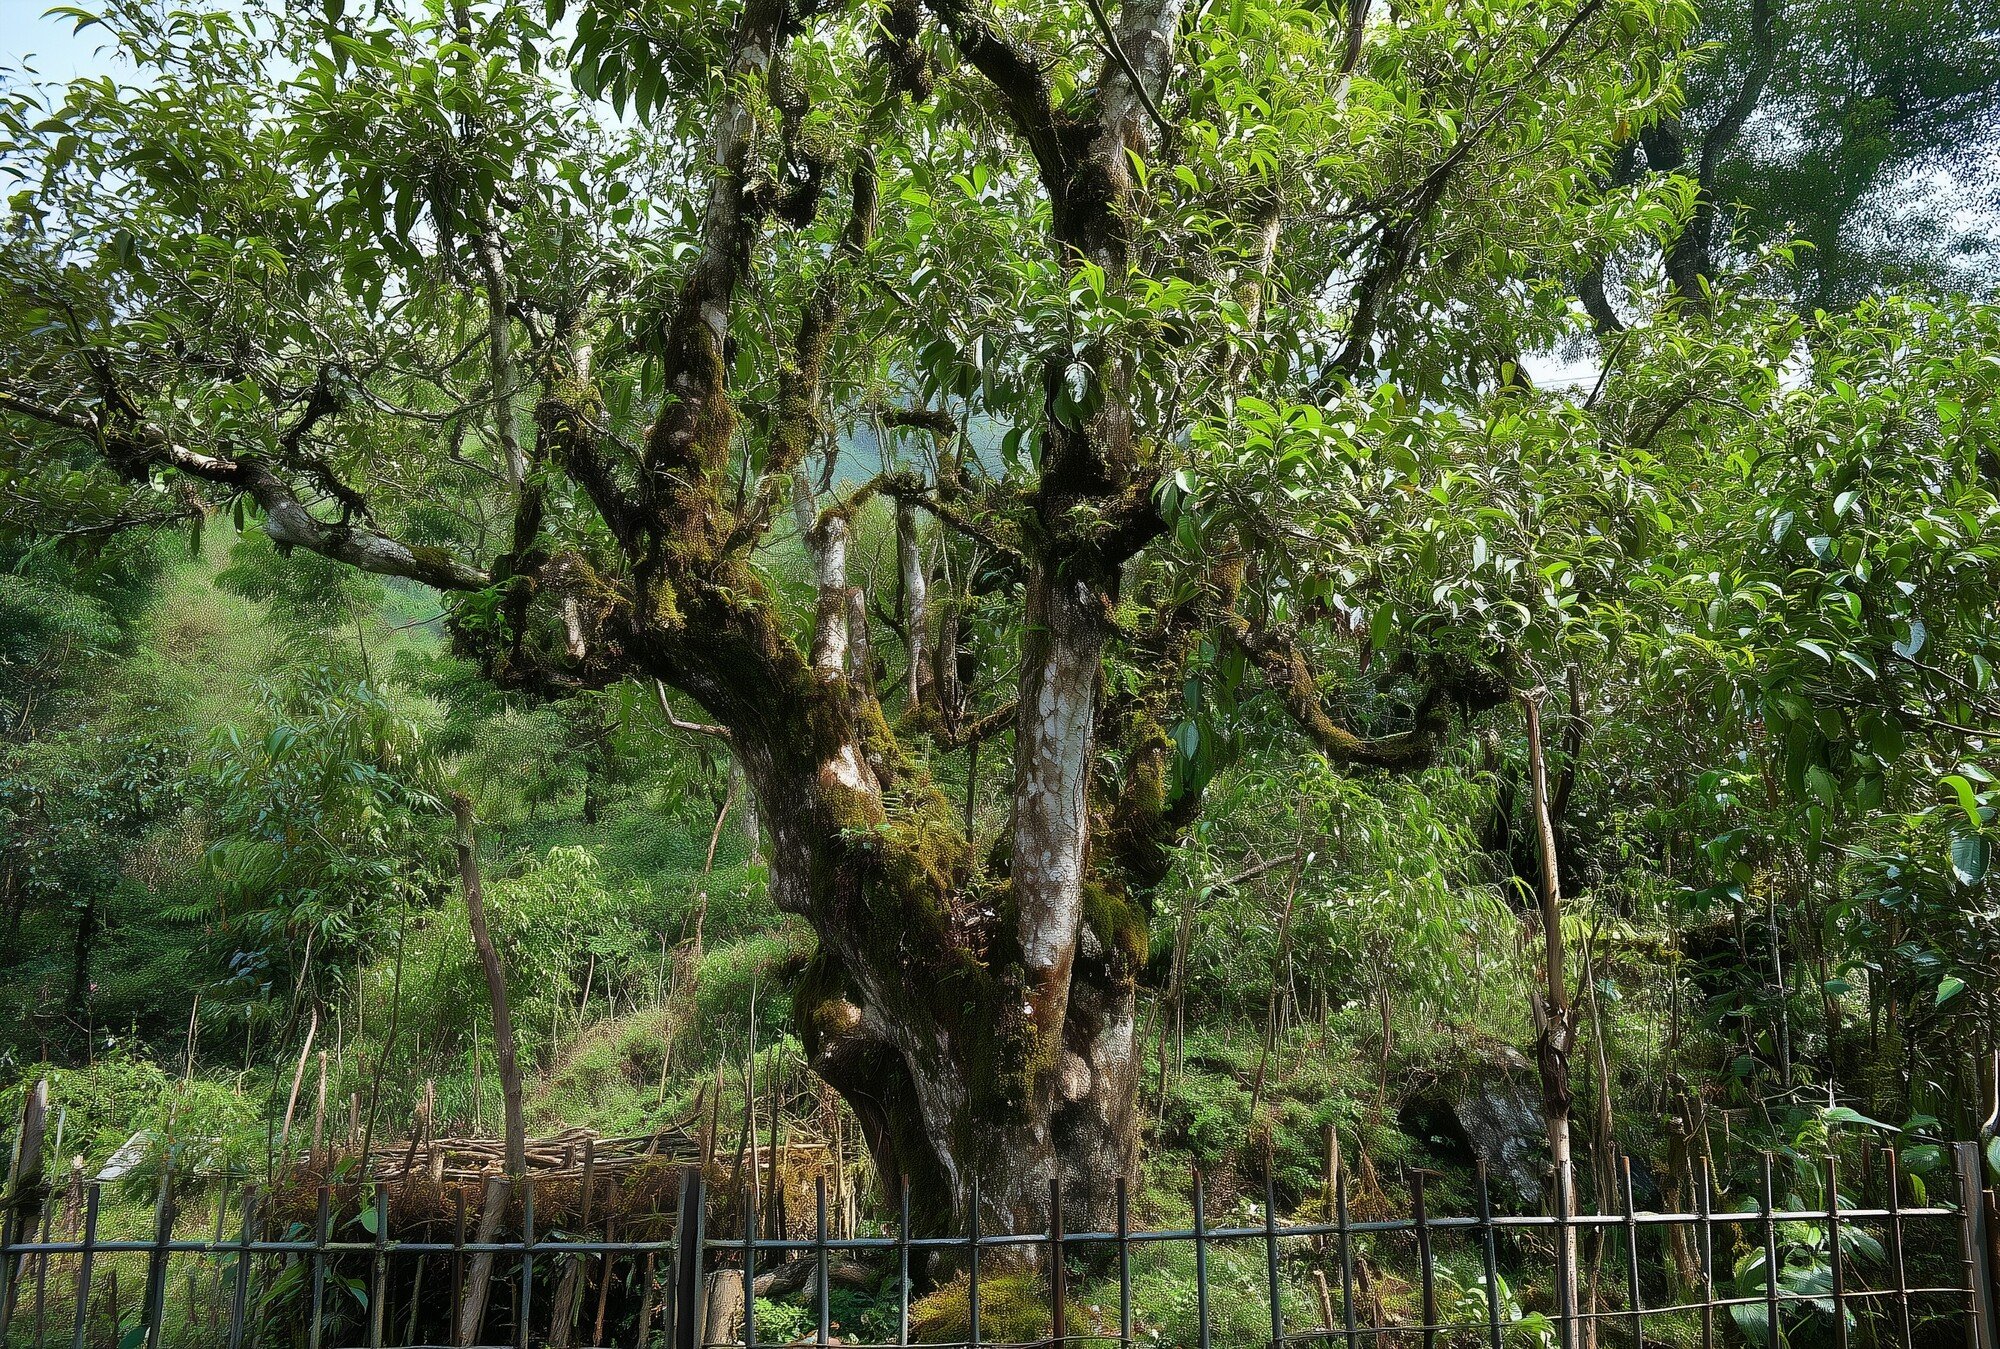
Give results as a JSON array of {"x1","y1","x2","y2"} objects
[
  {"x1": 929, "y1": 698, "x2": 1019, "y2": 748},
  {"x1": 653, "y1": 679, "x2": 733, "y2": 742}
]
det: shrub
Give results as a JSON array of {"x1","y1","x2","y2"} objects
[
  {"x1": 911, "y1": 1270, "x2": 1084, "y2": 1343},
  {"x1": 0, "y1": 1053, "x2": 261, "y2": 1175}
]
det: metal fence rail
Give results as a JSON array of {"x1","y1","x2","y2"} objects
[{"x1": 2, "y1": 1137, "x2": 1996, "y2": 1349}]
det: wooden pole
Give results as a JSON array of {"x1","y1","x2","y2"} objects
[
  {"x1": 1249, "y1": 848, "x2": 1309, "y2": 1119},
  {"x1": 0, "y1": 1078, "x2": 50, "y2": 1339},
  {"x1": 280, "y1": 1010, "x2": 320, "y2": 1157}
]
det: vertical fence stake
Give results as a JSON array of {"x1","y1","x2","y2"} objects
[
  {"x1": 206, "y1": 1178, "x2": 229, "y2": 1338},
  {"x1": 141, "y1": 1161, "x2": 176, "y2": 1349},
  {"x1": 1192, "y1": 1167, "x2": 1210, "y2": 1349},
  {"x1": 1475, "y1": 1162, "x2": 1503, "y2": 1349},
  {"x1": 815, "y1": 1174, "x2": 830, "y2": 1349},
  {"x1": 308, "y1": 1186, "x2": 330, "y2": 1349},
  {"x1": 1760, "y1": 1152, "x2": 1781, "y2": 1349},
  {"x1": 246, "y1": 1187, "x2": 270, "y2": 1349},
  {"x1": 1824, "y1": 1154, "x2": 1848, "y2": 1349},
  {"x1": 1, "y1": 1078, "x2": 49, "y2": 1344},
  {"x1": 1263, "y1": 1169, "x2": 1281, "y2": 1349},
  {"x1": 31, "y1": 1176, "x2": 52, "y2": 1349},
  {"x1": 897, "y1": 1179, "x2": 911, "y2": 1347},
  {"x1": 1554, "y1": 1158, "x2": 1575, "y2": 1349},
  {"x1": 1335, "y1": 1149, "x2": 1357, "y2": 1349},
  {"x1": 1957, "y1": 1141, "x2": 1997, "y2": 1349},
  {"x1": 369, "y1": 1184, "x2": 388, "y2": 1349},
  {"x1": 1050, "y1": 1177, "x2": 1067, "y2": 1349},
  {"x1": 1116, "y1": 1176, "x2": 1132, "y2": 1349},
  {"x1": 593, "y1": 1201, "x2": 619, "y2": 1348},
  {"x1": 226, "y1": 1185, "x2": 254, "y2": 1349},
  {"x1": 520, "y1": 1176, "x2": 537, "y2": 1349},
  {"x1": 451, "y1": 1188, "x2": 467, "y2": 1349},
  {"x1": 67, "y1": 1182, "x2": 98, "y2": 1349},
  {"x1": 967, "y1": 1177, "x2": 981, "y2": 1349},
  {"x1": 744, "y1": 1147, "x2": 758, "y2": 1349},
  {"x1": 634, "y1": 1247, "x2": 658, "y2": 1349},
  {"x1": 1885, "y1": 1146, "x2": 1913, "y2": 1349},
  {"x1": 1412, "y1": 1169, "x2": 1436, "y2": 1349},
  {"x1": 1620, "y1": 1156, "x2": 1644, "y2": 1349},
  {"x1": 671, "y1": 1168, "x2": 704, "y2": 1349},
  {"x1": 1695, "y1": 1156, "x2": 1715, "y2": 1349}
]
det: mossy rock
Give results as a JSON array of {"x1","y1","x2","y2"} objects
[{"x1": 910, "y1": 1270, "x2": 1088, "y2": 1343}]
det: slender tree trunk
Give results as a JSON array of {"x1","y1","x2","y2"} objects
[
  {"x1": 66, "y1": 892, "x2": 97, "y2": 1033},
  {"x1": 453, "y1": 795, "x2": 524, "y2": 1175},
  {"x1": 452, "y1": 797, "x2": 522, "y2": 1349},
  {"x1": 1521, "y1": 688, "x2": 1580, "y2": 1337},
  {"x1": 457, "y1": 1173, "x2": 511, "y2": 1349}
]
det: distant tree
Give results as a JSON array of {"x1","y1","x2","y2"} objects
[
  {"x1": 1579, "y1": 0, "x2": 2000, "y2": 328},
  {"x1": 0, "y1": 534, "x2": 176, "y2": 1048}
]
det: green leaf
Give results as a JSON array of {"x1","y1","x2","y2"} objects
[
  {"x1": 1940, "y1": 774, "x2": 1982, "y2": 828},
  {"x1": 1934, "y1": 974, "x2": 1967, "y2": 1008},
  {"x1": 1949, "y1": 833, "x2": 1987, "y2": 886},
  {"x1": 1728, "y1": 1303, "x2": 1773, "y2": 1346}
]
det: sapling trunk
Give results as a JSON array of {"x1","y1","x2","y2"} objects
[
  {"x1": 1250, "y1": 849, "x2": 1308, "y2": 1120},
  {"x1": 453, "y1": 794, "x2": 524, "y2": 1177},
  {"x1": 1521, "y1": 687, "x2": 1580, "y2": 1338}
]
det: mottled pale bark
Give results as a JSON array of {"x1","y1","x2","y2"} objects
[
  {"x1": 810, "y1": 514, "x2": 851, "y2": 675},
  {"x1": 1011, "y1": 576, "x2": 1103, "y2": 1026},
  {"x1": 896, "y1": 497, "x2": 929, "y2": 708}
]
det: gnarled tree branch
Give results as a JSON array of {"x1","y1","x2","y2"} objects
[
  {"x1": 1225, "y1": 618, "x2": 1488, "y2": 769},
  {"x1": 0, "y1": 385, "x2": 489, "y2": 592}
]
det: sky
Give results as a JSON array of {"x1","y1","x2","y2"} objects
[{"x1": 0, "y1": 0, "x2": 130, "y2": 83}]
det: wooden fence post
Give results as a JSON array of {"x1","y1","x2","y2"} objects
[
  {"x1": 140, "y1": 1161, "x2": 177, "y2": 1349},
  {"x1": 671, "y1": 1168, "x2": 705, "y2": 1349},
  {"x1": 0, "y1": 1077, "x2": 50, "y2": 1341},
  {"x1": 1958, "y1": 1141, "x2": 1996, "y2": 1349}
]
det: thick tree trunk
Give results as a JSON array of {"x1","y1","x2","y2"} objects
[
  {"x1": 636, "y1": 557, "x2": 1141, "y2": 1244},
  {"x1": 769, "y1": 680, "x2": 1140, "y2": 1239},
  {"x1": 598, "y1": 0, "x2": 1179, "y2": 1251}
]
